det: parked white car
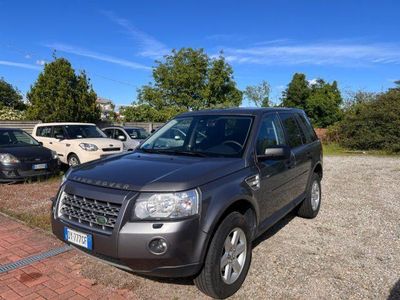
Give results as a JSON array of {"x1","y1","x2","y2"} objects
[
  {"x1": 102, "y1": 126, "x2": 150, "y2": 151},
  {"x1": 32, "y1": 123, "x2": 123, "y2": 166}
]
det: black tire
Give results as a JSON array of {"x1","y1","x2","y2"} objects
[
  {"x1": 194, "y1": 212, "x2": 252, "y2": 299},
  {"x1": 68, "y1": 154, "x2": 80, "y2": 167},
  {"x1": 297, "y1": 173, "x2": 321, "y2": 218}
]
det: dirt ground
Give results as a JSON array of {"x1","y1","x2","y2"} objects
[{"x1": 1, "y1": 155, "x2": 399, "y2": 299}]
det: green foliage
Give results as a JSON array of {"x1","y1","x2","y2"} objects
[
  {"x1": 244, "y1": 80, "x2": 270, "y2": 107},
  {"x1": 306, "y1": 79, "x2": 343, "y2": 127},
  {"x1": 0, "y1": 107, "x2": 26, "y2": 120},
  {"x1": 281, "y1": 73, "x2": 310, "y2": 109},
  {"x1": 0, "y1": 78, "x2": 26, "y2": 110},
  {"x1": 26, "y1": 57, "x2": 100, "y2": 122},
  {"x1": 335, "y1": 88, "x2": 400, "y2": 152},
  {"x1": 121, "y1": 104, "x2": 186, "y2": 122},
  {"x1": 137, "y1": 48, "x2": 242, "y2": 120},
  {"x1": 281, "y1": 73, "x2": 342, "y2": 127}
]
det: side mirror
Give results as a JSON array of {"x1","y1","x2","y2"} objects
[
  {"x1": 38, "y1": 141, "x2": 43, "y2": 146},
  {"x1": 118, "y1": 135, "x2": 125, "y2": 141},
  {"x1": 174, "y1": 135, "x2": 181, "y2": 140},
  {"x1": 257, "y1": 146, "x2": 290, "y2": 160},
  {"x1": 55, "y1": 134, "x2": 64, "y2": 140}
]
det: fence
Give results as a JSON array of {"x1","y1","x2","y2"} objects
[{"x1": 0, "y1": 121, "x2": 165, "y2": 134}]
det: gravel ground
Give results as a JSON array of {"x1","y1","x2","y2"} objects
[{"x1": 1, "y1": 156, "x2": 399, "y2": 299}]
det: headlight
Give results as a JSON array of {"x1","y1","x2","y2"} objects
[
  {"x1": 133, "y1": 189, "x2": 199, "y2": 220},
  {"x1": 79, "y1": 143, "x2": 98, "y2": 151},
  {"x1": 0, "y1": 153, "x2": 20, "y2": 164},
  {"x1": 51, "y1": 150, "x2": 59, "y2": 160}
]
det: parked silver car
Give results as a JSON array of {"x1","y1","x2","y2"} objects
[{"x1": 102, "y1": 126, "x2": 150, "y2": 151}]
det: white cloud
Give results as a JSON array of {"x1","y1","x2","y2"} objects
[
  {"x1": 44, "y1": 43, "x2": 151, "y2": 70},
  {"x1": 219, "y1": 41, "x2": 400, "y2": 66},
  {"x1": 101, "y1": 10, "x2": 169, "y2": 59},
  {"x1": 0, "y1": 60, "x2": 41, "y2": 70},
  {"x1": 24, "y1": 54, "x2": 31, "y2": 59},
  {"x1": 36, "y1": 59, "x2": 46, "y2": 66},
  {"x1": 308, "y1": 78, "x2": 318, "y2": 85}
]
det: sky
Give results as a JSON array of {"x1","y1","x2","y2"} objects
[{"x1": 1, "y1": 0, "x2": 399, "y2": 107}]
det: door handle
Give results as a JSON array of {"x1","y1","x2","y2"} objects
[{"x1": 49, "y1": 142, "x2": 53, "y2": 144}]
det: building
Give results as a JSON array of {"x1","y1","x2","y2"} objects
[{"x1": 96, "y1": 98, "x2": 115, "y2": 120}]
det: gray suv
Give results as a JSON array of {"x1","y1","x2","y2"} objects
[{"x1": 51, "y1": 108, "x2": 322, "y2": 299}]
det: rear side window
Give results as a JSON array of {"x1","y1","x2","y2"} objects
[
  {"x1": 279, "y1": 113, "x2": 304, "y2": 148},
  {"x1": 36, "y1": 126, "x2": 52, "y2": 137},
  {"x1": 297, "y1": 113, "x2": 317, "y2": 143}
]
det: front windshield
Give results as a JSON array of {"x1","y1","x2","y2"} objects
[
  {"x1": 0, "y1": 130, "x2": 40, "y2": 147},
  {"x1": 125, "y1": 128, "x2": 149, "y2": 139},
  {"x1": 140, "y1": 115, "x2": 253, "y2": 158},
  {"x1": 65, "y1": 125, "x2": 106, "y2": 139}
]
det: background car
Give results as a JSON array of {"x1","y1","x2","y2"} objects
[
  {"x1": 102, "y1": 126, "x2": 149, "y2": 151},
  {"x1": 0, "y1": 128, "x2": 59, "y2": 182},
  {"x1": 32, "y1": 123, "x2": 123, "y2": 166}
]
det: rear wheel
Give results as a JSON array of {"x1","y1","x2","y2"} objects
[
  {"x1": 68, "y1": 154, "x2": 80, "y2": 167},
  {"x1": 194, "y1": 212, "x2": 252, "y2": 299},
  {"x1": 297, "y1": 173, "x2": 321, "y2": 218}
]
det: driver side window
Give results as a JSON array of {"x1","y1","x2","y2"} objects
[{"x1": 256, "y1": 114, "x2": 286, "y2": 155}]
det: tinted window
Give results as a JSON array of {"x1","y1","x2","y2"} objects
[
  {"x1": 256, "y1": 114, "x2": 286, "y2": 155},
  {"x1": 103, "y1": 129, "x2": 114, "y2": 138},
  {"x1": 53, "y1": 126, "x2": 65, "y2": 139},
  {"x1": 64, "y1": 125, "x2": 105, "y2": 139},
  {"x1": 280, "y1": 113, "x2": 304, "y2": 148},
  {"x1": 125, "y1": 128, "x2": 149, "y2": 139},
  {"x1": 36, "y1": 126, "x2": 52, "y2": 137},
  {"x1": 0, "y1": 130, "x2": 39, "y2": 147},
  {"x1": 115, "y1": 129, "x2": 126, "y2": 141},
  {"x1": 297, "y1": 113, "x2": 317, "y2": 143}
]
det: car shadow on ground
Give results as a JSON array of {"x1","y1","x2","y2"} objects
[
  {"x1": 128, "y1": 211, "x2": 296, "y2": 286},
  {"x1": 388, "y1": 279, "x2": 400, "y2": 300}
]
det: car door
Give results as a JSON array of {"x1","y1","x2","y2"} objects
[
  {"x1": 253, "y1": 113, "x2": 295, "y2": 221},
  {"x1": 35, "y1": 126, "x2": 53, "y2": 148},
  {"x1": 278, "y1": 112, "x2": 311, "y2": 200},
  {"x1": 51, "y1": 126, "x2": 68, "y2": 160}
]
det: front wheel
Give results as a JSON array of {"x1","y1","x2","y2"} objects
[
  {"x1": 68, "y1": 154, "x2": 80, "y2": 167},
  {"x1": 194, "y1": 212, "x2": 252, "y2": 299}
]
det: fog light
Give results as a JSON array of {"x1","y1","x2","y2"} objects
[{"x1": 148, "y1": 238, "x2": 168, "y2": 255}]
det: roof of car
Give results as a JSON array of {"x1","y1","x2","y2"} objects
[
  {"x1": 34, "y1": 122, "x2": 96, "y2": 127},
  {"x1": 102, "y1": 126, "x2": 144, "y2": 130},
  {"x1": 0, "y1": 128, "x2": 22, "y2": 131},
  {"x1": 178, "y1": 107, "x2": 303, "y2": 117}
]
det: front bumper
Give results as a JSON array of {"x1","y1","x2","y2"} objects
[
  {"x1": 0, "y1": 159, "x2": 60, "y2": 182},
  {"x1": 51, "y1": 182, "x2": 207, "y2": 277}
]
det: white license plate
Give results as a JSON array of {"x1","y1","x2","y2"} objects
[
  {"x1": 32, "y1": 163, "x2": 47, "y2": 170},
  {"x1": 64, "y1": 227, "x2": 92, "y2": 250}
]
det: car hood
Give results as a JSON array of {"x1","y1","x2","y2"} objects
[
  {"x1": 0, "y1": 145, "x2": 52, "y2": 160},
  {"x1": 68, "y1": 152, "x2": 245, "y2": 192},
  {"x1": 69, "y1": 138, "x2": 123, "y2": 148}
]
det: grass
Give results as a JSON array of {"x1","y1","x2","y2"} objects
[
  {"x1": 0, "y1": 208, "x2": 51, "y2": 231},
  {"x1": 323, "y1": 143, "x2": 398, "y2": 156}
]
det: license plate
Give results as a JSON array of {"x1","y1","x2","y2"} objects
[
  {"x1": 64, "y1": 227, "x2": 92, "y2": 250},
  {"x1": 32, "y1": 163, "x2": 47, "y2": 170}
]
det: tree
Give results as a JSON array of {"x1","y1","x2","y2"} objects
[
  {"x1": 27, "y1": 57, "x2": 100, "y2": 122},
  {"x1": 0, "y1": 78, "x2": 25, "y2": 110},
  {"x1": 335, "y1": 88, "x2": 400, "y2": 152},
  {"x1": 244, "y1": 81, "x2": 271, "y2": 107},
  {"x1": 281, "y1": 73, "x2": 310, "y2": 109},
  {"x1": 306, "y1": 79, "x2": 343, "y2": 127},
  {"x1": 137, "y1": 48, "x2": 242, "y2": 119}
]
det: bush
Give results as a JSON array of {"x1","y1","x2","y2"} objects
[
  {"x1": 0, "y1": 107, "x2": 26, "y2": 120},
  {"x1": 336, "y1": 89, "x2": 400, "y2": 152}
]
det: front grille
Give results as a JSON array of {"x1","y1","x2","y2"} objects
[
  {"x1": 20, "y1": 157, "x2": 50, "y2": 163},
  {"x1": 102, "y1": 147, "x2": 120, "y2": 152},
  {"x1": 60, "y1": 193, "x2": 121, "y2": 233}
]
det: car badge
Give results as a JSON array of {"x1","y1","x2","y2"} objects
[{"x1": 96, "y1": 216, "x2": 108, "y2": 225}]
